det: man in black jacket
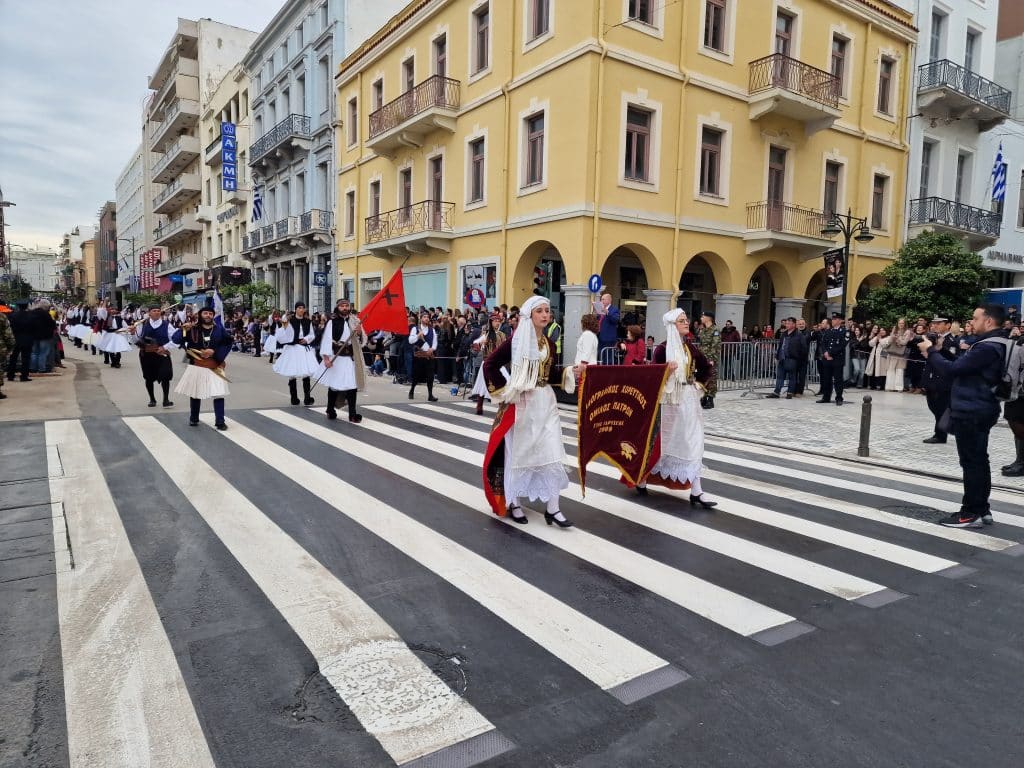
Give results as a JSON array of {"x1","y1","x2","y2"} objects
[
  {"x1": 918, "y1": 304, "x2": 1006, "y2": 528},
  {"x1": 922, "y1": 316, "x2": 958, "y2": 444},
  {"x1": 766, "y1": 317, "x2": 807, "y2": 399},
  {"x1": 5, "y1": 300, "x2": 34, "y2": 382}
]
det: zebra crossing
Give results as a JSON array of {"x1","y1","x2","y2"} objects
[{"x1": 17, "y1": 401, "x2": 1024, "y2": 767}]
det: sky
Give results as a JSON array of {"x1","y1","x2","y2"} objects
[{"x1": 0, "y1": 0, "x2": 285, "y2": 252}]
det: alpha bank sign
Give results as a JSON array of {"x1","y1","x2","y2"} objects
[
  {"x1": 221, "y1": 122, "x2": 237, "y2": 191},
  {"x1": 983, "y1": 249, "x2": 1024, "y2": 271}
]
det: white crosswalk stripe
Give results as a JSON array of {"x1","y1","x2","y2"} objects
[
  {"x1": 196, "y1": 411, "x2": 687, "y2": 705},
  {"x1": 46, "y1": 419, "x2": 216, "y2": 768},
  {"x1": 123, "y1": 416, "x2": 507, "y2": 767}
]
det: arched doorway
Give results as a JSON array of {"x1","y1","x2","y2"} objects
[
  {"x1": 513, "y1": 240, "x2": 565, "y2": 315},
  {"x1": 599, "y1": 245, "x2": 653, "y2": 326},
  {"x1": 804, "y1": 270, "x2": 827, "y2": 324},
  {"x1": 677, "y1": 253, "x2": 721, "y2": 318},
  {"x1": 744, "y1": 265, "x2": 775, "y2": 332},
  {"x1": 853, "y1": 273, "x2": 884, "y2": 322}
]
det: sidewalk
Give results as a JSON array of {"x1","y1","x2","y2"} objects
[{"x1": 703, "y1": 386, "x2": 1024, "y2": 492}]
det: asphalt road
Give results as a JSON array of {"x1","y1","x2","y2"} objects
[{"x1": 2, "y1": 346, "x2": 1024, "y2": 768}]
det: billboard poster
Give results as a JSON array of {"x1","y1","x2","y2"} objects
[
  {"x1": 461, "y1": 264, "x2": 497, "y2": 308},
  {"x1": 824, "y1": 247, "x2": 845, "y2": 299}
]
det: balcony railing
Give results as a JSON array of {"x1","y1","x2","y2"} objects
[
  {"x1": 300, "y1": 209, "x2": 332, "y2": 232},
  {"x1": 276, "y1": 219, "x2": 289, "y2": 239},
  {"x1": 910, "y1": 197, "x2": 1002, "y2": 238},
  {"x1": 153, "y1": 135, "x2": 199, "y2": 179},
  {"x1": 369, "y1": 75, "x2": 461, "y2": 138},
  {"x1": 918, "y1": 60, "x2": 1011, "y2": 115},
  {"x1": 249, "y1": 114, "x2": 311, "y2": 164},
  {"x1": 365, "y1": 200, "x2": 454, "y2": 244},
  {"x1": 261, "y1": 224, "x2": 275, "y2": 242},
  {"x1": 153, "y1": 175, "x2": 197, "y2": 208},
  {"x1": 746, "y1": 201, "x2": 830, "y2": 238},
  {"x1": 749, "y1": 54, "x2": 840, "y2": 109}
]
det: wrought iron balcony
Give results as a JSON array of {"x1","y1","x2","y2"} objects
[
  {"x1": 249, "y1": 114, "x2": 311, "y2": 165},
  {"x1": 365, "y1": 200, "x2": 455, "y2": 255},
  {"x1": 300, "y1": 209, "x2": 332, "y2": 233},
  {"x1": 743, "y1": 201, "x2": 834, "y2": 256},
  {"x1": 917, "y1": 60, "x2": 1011, "y2": 129},
  {"x1": 153, "y1": 135, "x2": 200, "y2": 184},
  {"x1": 909, "y1": 196, "x2": 1002, "y2": 250},
  {"x1": 748, "y1": 54, "x2": 841, "y2": 133},
  {"x1": 367, "y1": 75, "x2": 460, "y2": 155}
]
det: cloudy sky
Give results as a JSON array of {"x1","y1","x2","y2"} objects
[{"x1": 0, "y1": 0, "x2": 285, "y2": 252}]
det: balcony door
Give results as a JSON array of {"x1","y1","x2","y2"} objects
[
  {"x1": 429, "y1": 156, "x2": 443, "y2": 229},
  {"x1": 773, "y1": 12, "x2": 794, "y2": 87},
  {"x1": 767, "y1": 146, "x2": 787, "y2": 231},
  {"x1": 400, "y1": 168, "x2": 412, "y2": 225},
  {"x1": 434, "y1": 35, "x2": 447, "y2": 78}
]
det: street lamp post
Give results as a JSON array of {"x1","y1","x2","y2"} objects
[
  {"x1": 117, "y1": 236, "x2": 137, "y2": 296},
  {"x1": 820, "y1": 208, "x2": 875, "y2": 319}
]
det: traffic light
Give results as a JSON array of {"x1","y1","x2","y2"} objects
[{"x1": 533, "y1": 266, "x2": 547, "y2": 295}]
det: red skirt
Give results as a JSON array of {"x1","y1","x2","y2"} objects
[{"x1": 482, "y1": 403, "x2": 516, "y2": 516}]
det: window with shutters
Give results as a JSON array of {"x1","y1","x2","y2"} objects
[
  {"x1": 699, "y1": 127, "x2": 722, "y2": 196},
  {"x1": 624, "y1": 107, "x2": 652, "y2": 182}
]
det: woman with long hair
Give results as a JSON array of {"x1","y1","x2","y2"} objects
[
  {"x1": 482, "y1": 295, "x2": 572, "y2": 527},
  {"x1": 469, "y1": 312, "x2": 507, "y2": 414}
]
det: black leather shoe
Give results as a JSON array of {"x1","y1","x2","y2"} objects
[
  {"x1": 835, "y1": 399, "x2": 844, "y2": 406},
  {"x1": 326, "y1": 408, "x2": 337, "y2": 420},
  {"x1": 148, "y1": 400, "x2": 157, "y2": 407},
  {"x1": 544, "y1": 511, "x2": 574, "y2": 528},
  {"x1": 303, "y1": 397, "x2": 315, "y2": 406},
  {"x1": 635, "y1": 486, "x2": 648, "y2": 497},
  {"x1": 349, "y1": 414, "x2": 363, "y2": 423},
  {"x1": 923, "y1": 436, "x2": 946, "y2": 444},
  {"x1": 508, "y1": 505, "x2": 528, "y2": 524},
  {"x1": 163, "y1": 400, "x2": 174, "y2": 408},
  {"x1": 815, "y1": 398, "x2": 831, "y2": 404},
  {"x1": 428, "y1": 395, "x2": 439, "y2": 402},
  {"x1": 690, "y1": 494, "x2": 718, "y2": 509},
  {"x1": 189, "y1": 419, "x2": 199, "y2": 427},
  {"x1": 765, "y1": 392, "x2": 780, "y2": 399},
  {"x1": 215, "y1": 422, "x2": 228, "y2": 431}
]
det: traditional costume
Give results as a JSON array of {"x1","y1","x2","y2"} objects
[
  {"x1": 316, "y1": 300, "x2": 367, "y2": 422},
  {"x1": 470, "y1": 313, "x2": 506, "y2": 414},
  {"x1": 136, "y1": 306, "x2": 175, "y2": 407},
  {"x1": 171, "y1": 304, "x2": 232, "y2": 429},
  {"x1": 629, "y1": 309, "x2": 716, "y2": 507},
  {"x1": 273, "y1": 302, "x2": 318, "y2": 405},
  {"x1": 408, "y1": 316, "x2": 439, "y2": 401},
  {"x1": 481, "y1": 295, "x2": 572, "y2": 527},
  {"x1": 98, "y1": 308, "x2": 131, "y2": 367},
  {"x1": 263, "y1": 314, "x2": 281, "y2": 362}
]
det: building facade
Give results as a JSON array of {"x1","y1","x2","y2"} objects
[
  {"x1": 241, "y1": 0, "x2": 408, "y2": 313},
  {"x1": 145, "y1": 18, "x2": 257, "y2": 296},
  {"x1": 905, "y1": 0, "x2": 1009, "y2": 252},
  {"x1": 8, "y1": 245, "x2": 60, "y2": 293},
  {"x1": 978, "y1": 7, "x2": 1024, "y2": 287},
  {"x1": 336, "y1": 0, "x2": 916, "y2": 354},
  {"x1": 79, "y1": 237, "x2": 99, "y2": 304},
  {"x1": 96, "y1": 202, "x2": 117, "y2": 301},
  {"x1": 114, "y1": 144, "x2": 150, "y2": 302},
  {"x1": 57, "y1": 225, "x2": 95, "y2": 297}
]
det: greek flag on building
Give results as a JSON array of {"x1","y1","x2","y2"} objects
[
  {"x1": 992, "y1": 143, "x2": 1006, "y2": 203},
  {"x1": 251, "y1": 187, "x2": 263, "y2": 223}
]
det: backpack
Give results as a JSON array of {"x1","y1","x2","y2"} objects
[{"x1": 976, "y1": 337, "x2": 1024, "y2": 402}]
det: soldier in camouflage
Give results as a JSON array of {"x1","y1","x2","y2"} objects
[
  {"x1": 0, "y1": 309, "x2": 15, "y2": 400},
  {"x1": 696, "y1": 311, "x2": 721, "y2": 409}
]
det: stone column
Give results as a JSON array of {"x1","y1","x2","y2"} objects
[
  {"x1": 561, "y1": 285, "x2": 594, "y2": 367},
  {"x1": 772, "y1": 297, "x2": 807, "y2": 330},
  {"x1": 293, "y1": 259, "x2": 305, "y2": 306},
  {"x1": 713, "y1": 294, "x2": 750, "y2": 333},
  {"x1": 642, "y1": 289, "x2": 675, "y2": 345}
]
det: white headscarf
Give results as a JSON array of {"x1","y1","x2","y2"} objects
[
  {"x1": 662, "y1": 308, "x2": 691, "y2": 404},
  {"x1": 501, "y1": 295, "x2": 550, "y2": 403}
]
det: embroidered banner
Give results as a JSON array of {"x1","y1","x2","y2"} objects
[{"x1": 577, "y1": 364, "x2": 669, "y2": 494}]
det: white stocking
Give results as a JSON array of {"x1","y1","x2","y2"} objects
[
  {"x1": 690, "y1": 475, "x2": 703, "y2": 497},
  {"x1": 546, "y1": 496, "x2": 567, "y2": 522}
]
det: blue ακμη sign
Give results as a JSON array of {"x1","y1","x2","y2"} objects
[{"x1": 221, "y1": 121, "x2": 236, "y2": 137}]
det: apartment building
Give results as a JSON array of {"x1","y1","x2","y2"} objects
[
  {"x1": 241, "y1": 0, "x2": 407, "y2": 312},
  {"x1": 79, "y1": 237, "x2": 99, "y2": 304},
  {"x1": 96, "y1": 202, "x2": 117, "y2": 301},
  {"x1": 336, "y1": 0, "x2": 915, "y2": 353},
  {"x1": 114, "y1": 144, "x2": 151, "y2": 303},
  {"x1": 978, "y1": 6, "x2": 1024, "y2": 287},
  {"x1": 56, "y1": 225, "x2": 95, "y2": 296},
  {"x1": 7, "y1": 245, "x2": 59, "y2": 293},
  {"x1": 145, "y1": 18, "x2": 257, "y2": 295},
  {"x1": 905, "y1": 0, "x2": 1009, "y2": 252}
]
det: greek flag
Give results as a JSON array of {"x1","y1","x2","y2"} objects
[
  {"x1": 992, "y1": 143, "x2": 1006, "y2": 203},
  {"x1": 213, "y1": 287, "x2": 225, "y2": 325},
  {"x1": 251, "y1": 186, "x2": 263, "y2": 223}
]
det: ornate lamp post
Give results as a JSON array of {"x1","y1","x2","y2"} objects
[{"x1": 821, "y1": 209, "x2": 875, "y2": 318}]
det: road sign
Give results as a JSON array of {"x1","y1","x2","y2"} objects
[
  {"x1": 588, "y1": 274, "x2": 602, "y2": 293},
  {"x1": 313, "y1": 271, "x2": 328, "y2": 287},
  {"x1": 465, "y1": 288, "x2": 486, "y2": 308}
]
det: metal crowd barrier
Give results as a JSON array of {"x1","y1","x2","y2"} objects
[{"x1": 717, "y1": 340, "x2": 821, "y2": 394}]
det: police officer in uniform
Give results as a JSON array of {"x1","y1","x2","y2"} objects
[
  {"x1": 817, "y1": 312, "x2": 850, "y2": 406},
  {"x1": 922, "y1": 315, "x2": 958, "y2": 444},
  {"x1": 696, "y1": 311, "x2": 721, "y2": 409}
]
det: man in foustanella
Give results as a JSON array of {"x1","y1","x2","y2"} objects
[
  {"x1": 135, "y1": 304, "x2": 175, "y2": 408},
  {"x1": 171, "y1": 301, "x2": 232, "y2": 430}
]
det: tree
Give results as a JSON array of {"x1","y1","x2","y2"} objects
[
  {"x1": 124, "y1": 291, "x2": 174, "y2": 309},
  {"x1": 218, "y1": 282, "x2": 278, "y2": 316},
  {"x1": 856, "y1": 231, "x2": 991, "y2": 327}
]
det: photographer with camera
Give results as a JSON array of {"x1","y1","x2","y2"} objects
[{"x1": 917, "y1": 304, "x2": 1007, "y2": 528}]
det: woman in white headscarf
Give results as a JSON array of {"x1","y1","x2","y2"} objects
[
  {"x1": 481, "y1": 295, "x2": 572, "y2": 527},
  {"x1": 628, "y1": 308, "x2": 717, "y2": 507}
]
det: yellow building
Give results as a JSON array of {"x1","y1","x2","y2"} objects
[
  {"x1": 335, "y1": 0, "x2": 916, "y2": 345},
  {"x1": 79, "y1": 238, "x2": 98, "y2": 305}
]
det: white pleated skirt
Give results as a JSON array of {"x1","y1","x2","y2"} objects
[
  {"x1": 649, "y1": 385, "x2": 704, "y2": 484},
  {"x1": 504, "y1": 385, "x2": 570, "y2": 503},
  {"x1": 102, "y1": 333, "x2": 132, "y2": 354},
  {"x1": 315, "y1": 357, "x2": 357, "y2": 391},
  {"x1": 470, "y1": 365, "x2": 491, "y2": 399},
  {"x1": 174, "y1": 365, "x2": 230, "y2": 400},
  {"x1": 273, "y1": 345, "x2": 320, "y2": 378},
  {"x1": 264, "y1": 335, "x2": 278, "y2": 354}
]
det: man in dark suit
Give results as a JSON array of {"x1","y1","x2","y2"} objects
[{"x1": 593, "y1": 292, "x2": 620, "y2": 359}]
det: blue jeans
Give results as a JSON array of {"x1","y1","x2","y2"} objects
[
  {"x1": 30, "y1": 339, "x2": 53, "y2": 372},
  {"x1": 773, "y1": 359, "x2": 797, "y2": 394},
  {"x1": 951, "y1": 414, "x2": 998, "y2": 517}
]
